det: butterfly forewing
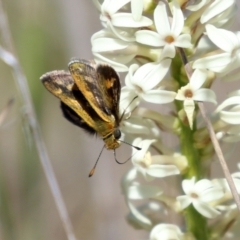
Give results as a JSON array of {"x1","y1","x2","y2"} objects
[{"x1": 68, "y1": 60, "x2": 117, "y2": 123}]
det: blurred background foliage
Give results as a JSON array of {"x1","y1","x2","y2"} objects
[
  {"x1": 0, "y1": 0, "x2": 147, "y2": 239},
  {"x1": 1, "y1": 0, "x2": 240, "y2": 240}
]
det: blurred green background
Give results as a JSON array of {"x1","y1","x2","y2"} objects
[{"x1": 0, "y1": 0, "x2": 148, "y2": 239}]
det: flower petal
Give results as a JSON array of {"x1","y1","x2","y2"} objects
[
  {"x1": 119, "y1": 88, "x2": 139, "y2": 114},
  {"x1": 131, "y1": 0, "x2": 143, "y2": 21},
  {"x1": 194, "y1": 179, "x2": 213, "y2": 193},
  {"x1": 193, "y1": 53, "x2": 232, "y2": 72},
  {"x1": 174, "y1": 34, "x2": 192, "y2": 48},
  {"x1": 103, "y1": 0, "x2": 131, "y2": 15},
  {"x1": 107, "y1": 21, "x2": 135, "y2": 42},
  {"x1": 135, "y1": 30, "x2": 164, "y2": 47},
  {"x1": 171, "y1": 1, "x2": 184, "y2": 36},
  {"x1": 206, "y1": 24, "x2": 238, "y2": 52},
  {"x1": 134, "y1": 60, "x2": 171, "y2": 91},
  {"x1": 200, "y1": 188, "x2": 224, "y2": 202},
  {"x1": 92, "y1": 38, "x2": 129, "y2": 52},
  {"x1": 127, "y1": 185, "x2": 162, "y2": 199},
  {"x1": 154, "y1": 2, "x2": 170, "y2": 36},
  {"x1": 112, "y1": 13, "x2": 153, "y2": 28},
  {"x1": 190, "y1": 69, "x2": 208, "y2": 91},
  {"x1": 125, "y1": 64, "x2": 139, "y2": 87},
  {"x1": 93, "y1": 53, "x2": 129, "y2": 72},
  {"x1": 128, "y1": 202, "x2": 152, "y2": 227},
  {"x1": 194, "y1": 89, "x2": 217, "y2": 104},
  {"x1": 177, "y1": 195, "x2": 192, "y2": 209},
  {"x1": 201, "y1": 0, "x2": 235, "y2": 24},
  {"x1": 147, "y1": 165, "x2": 180, "y2": 177},
  {"x1": 91, "y1": 29, "x2": 113, "y2": 42},
  {"x1": 220, "y1": 111, "x2": 240, "y2": 124},
  {"x1": 150, "y1": 224, "x2": 182, "y2": 240},
  {"x1": 186, "y1": 0, "x2": 209, "y2": 11},
  {"x1": 215, "y1": 96, "x2": 240, "y2": 112},
  {"x1": 184, "y1": 99, "x2": 195, "y2": 129},
  {"x1": 161, "y1": 44, "x2": 176, "y2": 58},
  {"x1": 132, "y1": 139, "x2": 155, "y2": 161},
  {"x1": 182, "y1": 177, "x2": 196, "y2": 194},
  {"x1": 193, "y1": 200, "x2": 221, "y2": 218},
  {"x1": 141, "y1": 90, "x2": 176, "y2": 104}
]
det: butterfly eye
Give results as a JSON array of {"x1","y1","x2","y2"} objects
[{"x1": 114, "y1": 129, "x2": 121, "y2": 139}]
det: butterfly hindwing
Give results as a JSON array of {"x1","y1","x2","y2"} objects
[
  {"x1": 60, "y1": 101, "x2": 96, "y2": 134},
  {"x1": 96, "y1": 64, "x2": 121, "y2": 123}
]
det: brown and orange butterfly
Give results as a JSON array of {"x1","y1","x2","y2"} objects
[{"x1": 40, "y1": 59, "x2": 138, "y2": 176}]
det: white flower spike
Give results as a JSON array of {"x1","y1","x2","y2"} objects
[{"x1": 88, "y1": 0, "x2": 240, "y2": 238}]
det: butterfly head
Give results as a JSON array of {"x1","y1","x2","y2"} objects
[{"x1": 103, "y1": 128, "x2": 121, "y2": 150}]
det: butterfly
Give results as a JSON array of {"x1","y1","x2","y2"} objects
[{"x1": 40, "y1": 59, "x2": 125, "y2": 175}]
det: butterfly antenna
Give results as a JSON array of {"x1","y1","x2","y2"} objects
[
  {"x1": 89, "y1": 145, "x2": 105, "y2": 177},
  {"x1": 118, "y1": 139, "x2": 141, "y2": 150},
  {"x1": 114, "y1": 144, "x2": 141, "y2": 164},
  {"x1": 114, "y1": 149, "x2": 130, "y2": 164},
  {"x1": 119, "y1": 96, "x2": 138, "y2": 122}
]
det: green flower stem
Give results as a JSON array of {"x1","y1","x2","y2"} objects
[
  {"x1": 184, "y1": 205, "x2": 209, "y2": 240},
  {"x1": 172, "y1": 58, "x2": 209, "y2": 240},
  {"x1": 177, "y1": 105, "x2": 209, "y2": 240}
]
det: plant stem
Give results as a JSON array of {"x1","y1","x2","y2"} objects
[{"x1": 172, "y1": 57, "x2": 208, "y2": 240}]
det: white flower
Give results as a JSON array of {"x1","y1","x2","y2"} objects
[
  {"x1": 193, "y1": 24, "x2": 240, "y2": 74},
  {"x1": 213, "y1": 171, "x2": 240, "y2": 196},
  {"x1": 91, "y1": 29, "x2": 137, "y2": 71},
  {"x1": 200, "y1": 0, "x2": 236, "y2": 26},
  {"x1": 121, "y1": 115, "x2": 161, "y2": 138},
  {"x1": 186, "y1": 0, "x2": 210, "y2": 11},
  {"x1": 214, "y1": 94, "x2": 240, "y2": 142},
  {"x1": 175, "y1": 69, "x2": 217, "y2": 129},
  {"x1": 135, "y1": 2, "x2": 192, "y2": 59},
  {"x1": 93, "y1": 0, "x2": 152, "y2": 28},
  {"x1": 150, "y1": 224, "x2": 184, "y2": 240},
  {"x1": 131, "y1": 138, "x2": 187, "y2": 181},
  {"x1": 119, "y1": 87, "x2": 140, "y2": 115},
  {"x1": 91, "y1": 29, "x2": 167, "y2": 71},
  {"x1": 215, "y1": 93, "x2": 240, "y2": 125},
  {"x1": 226, "y1": 126, "x2": 240, "y2": 142},
  {"x1": 177, "y1": 177, "x2": 224, "y2": 218},
  {"x1": 213, "y1": 204, "x2": 240, "y2": 240},
  {"x1": 122, "y1": 61, "x2": 176, "y2": 104},
  {"x1": 121, "y1": 168, "x2": 165, "y2": 230}
]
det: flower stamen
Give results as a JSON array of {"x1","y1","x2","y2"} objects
[
  {"x1": 184, "y1": 89, "x2": 193, "y2": 98},
  {"x1": 190, "y1": 192, "x2": 199, "y2": 199},
  {"x1": 165, "y1": 35, "x2": 175, "y2": 44}
]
